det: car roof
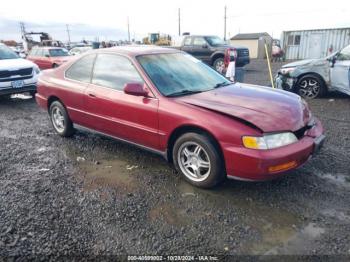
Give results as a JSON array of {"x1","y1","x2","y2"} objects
[
  {"x1": 92, "y1": 45, "x2": 180, "y2": 56},
  {"x1": 32, "y1": 46, "x2": 65, "y2": 50}
]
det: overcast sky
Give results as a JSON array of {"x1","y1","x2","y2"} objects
[{"x1": 0, "y1": 0, "x2": 349, "y2": 42}]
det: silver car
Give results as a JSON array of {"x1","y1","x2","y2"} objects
[{"x1": 275, "y1": 45, "x2": 350, "y2": 99}]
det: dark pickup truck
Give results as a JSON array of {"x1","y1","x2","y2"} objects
[{"x1": 173, "y1": 35, "x2": 250, "y2": 72}]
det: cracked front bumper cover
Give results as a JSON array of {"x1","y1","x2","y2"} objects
[{"x1": 275, "y1": 74, "x2": 296, "y2": 91}]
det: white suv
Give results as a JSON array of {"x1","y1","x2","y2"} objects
[{"x1": 0, "y1": 43, "x2": 40, "y2": 97}]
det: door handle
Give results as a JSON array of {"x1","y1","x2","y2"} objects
[{"x1": 88, "y1": 93, "x2": 97, "y2": 98}]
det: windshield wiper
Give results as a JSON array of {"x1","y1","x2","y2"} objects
[
  {"x1": 166, "y1": 89, "x2": 203, "y2": 97},
  {"x1": 213, "y1": 82, "x2": 231, "y2": 89}
]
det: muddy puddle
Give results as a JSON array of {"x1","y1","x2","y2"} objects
[
  {"x1": 64, "y1": 137, "x2": 327, "y2": 254},
  {"x1": 63, "y1": 139, "x2": 170, "y2": 195},
  {"x1": 77, "y1": 158, "x2": 139, "y2": 192},
  {"x1": 149, "y1": 180, "x2": 327, "y2": 254},
  {"x1": 64, "y1": 143, "x2": 140, "y2": 194}
]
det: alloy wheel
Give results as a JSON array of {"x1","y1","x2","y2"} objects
[
  {"x1": 51, "y1": 106, "x2": 65, "y2": 133},
  {"x1": 177, "y1": 141, "x2": 211, "y2": 182},
  {"x1": 298, "y1": 78, "x2": 320, "y2": 99},
  {"x1": 215, "y1": 60, "x2": 225, "y2": 74}
]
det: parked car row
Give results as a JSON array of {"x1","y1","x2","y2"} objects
[{"x1": 6, "y1": 41, "x2": 349, "y2": 188}]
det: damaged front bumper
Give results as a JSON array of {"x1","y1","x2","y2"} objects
[{"x1": 275, "y1": 74, "x2": 296, "y2": 92}]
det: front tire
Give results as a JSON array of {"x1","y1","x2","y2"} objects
[
  {"x1": 213, "y1": 57, "x2": 225, "y2": 74},
  {"x1": 49, "y1": 101, "x2": 75, "y2": 137},
  {"x1": 296, "y1": 74, "x2": 326, "y2": 99},
  {"x1": 29, "y1": 91, "x2": 36, "y2": 98},
  {"x1": 173, "y1": 133, "x2": 225, "y2": 188}
]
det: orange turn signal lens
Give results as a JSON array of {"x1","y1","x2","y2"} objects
[{"x1": 268, "y1": 161, "x2": 297, "y2": 173}]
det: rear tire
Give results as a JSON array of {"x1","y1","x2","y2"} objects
[
  {"x1": 173, "y1": 132, "x2": 225, "y2": 188},
  {"x1": 296, "y1": 74, "x2": 326, "y2": 99},
  {"x1": 49, "y1": 101, "x2": 75, "y2": 137}
]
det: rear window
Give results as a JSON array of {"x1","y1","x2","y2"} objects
[{"x1": 65, "y1": 54, "x2": 96, "y2": 83}]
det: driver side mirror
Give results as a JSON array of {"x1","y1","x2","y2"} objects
[
  {"x1": 202, "y1": 44, "x2": 208, "y2": 48},
  {"x1": 330, "y1": 55, "x2": 337, "y2": 67},
  {"x1": 45, "y1": 54, "x2": 50, "y2": 58},
  {"x1": 124, "y1": 83, "x2": 150, "y2": 97}
]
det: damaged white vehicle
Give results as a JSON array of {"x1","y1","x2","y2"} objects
[{"x1": 275, "y1": 45, "x2": 350, "y2": 99}]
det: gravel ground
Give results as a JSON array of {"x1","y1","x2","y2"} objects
[{"x1": 0, "y1": 59, "x2": 350, "y2": 259}]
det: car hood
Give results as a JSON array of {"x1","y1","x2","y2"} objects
[
  {"x1": 0, "y1": 58, "x2": 36, "y2": 70},
  {"x1": 215, "y1": 44, "x2": 248, "y2": 50},
  {"x1": 176, "y1": 83, "x2": 311, "y2": 133},
  {"x1": 282, "y1": 58, "x2": 324, "y2": 68}
]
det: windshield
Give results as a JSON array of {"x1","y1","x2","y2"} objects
[
  {"x1": 204, "y1": 36, "x2": 226, "y2": 46},
  {"x1": 49, "y1": 48, "x2": 69, "y2": 57},
  {"x1": 137, "y1": 53, "x2": 231, "y2": 97},
  {"x1": 0, "y1": 45, "x2": 20, "y2": 60}
]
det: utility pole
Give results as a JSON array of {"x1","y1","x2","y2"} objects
[
  {"x1": 224, "y1": 5, "x2": 227, "y2": 41},
  {"x1": 127, "y1": 17, "x2": 131, "y2": 42},
  {"x1": 178, "y1": 8, "x2": 181, "y2": 36},
  {"x1": 66, "y1": 24, "x2": 71, "y2": 45},
  {"x1": 19, "y1": 22, "x2": 28, "y2": 52}
]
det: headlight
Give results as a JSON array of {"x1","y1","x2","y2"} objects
[
  {"x1": 34, "y1": 66, "x2": 40, "y2": 74},
  {"x1": 280, "y1": 67, "x2": 295, "y2": 75},
  {"x1": 242, "y1": 132, "x2": 298, "y2": 150}
]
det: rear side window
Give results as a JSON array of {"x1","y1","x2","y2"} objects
[
  {"x1": 92, "y1": 54, "x2": 143, "y2": 91},
  {"x1": 36, "y1": 49, "x2": 44, "y2": 57},
  {"x1": 65, "y1": 54, "x2": 96, "y2": 83},
  {"x1": 29, "y1": 49, "x2": 37, "y2": 56},
  {"x1": 193, "y1": 37, "x2": 206, "y2": 46},
  {"x1": 183, "y1": 37, "x2": 192, "y2": 46},
  {"x1": 42, "y1": 49, "x2": 50, "y2": 57}
]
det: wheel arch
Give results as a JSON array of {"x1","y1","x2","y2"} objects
[
  {"x1": 210, "y1": 52, "x2": 225, "y2": 66},
  {"x1": 47, "y1": 95, "x2": 62, "y2": 110},
  {"x1": 166, "y1": 124, "x2": 225, "y2": 165}
]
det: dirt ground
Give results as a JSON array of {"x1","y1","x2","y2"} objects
[{"x1": 0, "y1": 59, "x2": 350, "y2": 259}]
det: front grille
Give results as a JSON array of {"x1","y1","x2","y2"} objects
[
  {"x1": 294, "y1": 125, "x2": 312, "y2": 140},
  {"x1": 0, "y1": 75, "x2": 33, "y2": 82},
  {"x1": 0, "y1": 68, "x2": 33, "y2": 78},
  {"x1": 237, "y1": 49, "x2": 249, "y2": 57}
]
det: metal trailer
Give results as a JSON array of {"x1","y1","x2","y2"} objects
[{"x1": 281, "y1": 27, "x2": 350, "y2": 60}]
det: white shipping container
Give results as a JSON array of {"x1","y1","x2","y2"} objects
[{"x1": 281, "y1": 27, "x2": 350, "y2": 60}]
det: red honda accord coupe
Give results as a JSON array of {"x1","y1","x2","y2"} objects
[{"x1": 35, "y1": 46, "x2": 325, "y2": 188}]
